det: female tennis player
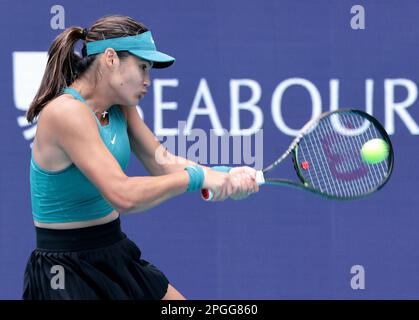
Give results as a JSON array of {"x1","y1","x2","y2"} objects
[{"x1": 23, "y1": 15, "x2": 259, "y2": 300}]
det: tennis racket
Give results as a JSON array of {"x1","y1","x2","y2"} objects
[{"x1": 201, "y1": 109, "x2": 394, "y2": 201}]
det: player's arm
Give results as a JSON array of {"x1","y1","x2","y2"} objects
[
  {"x1": 122, "y1": 104, "x2": 208, "y2": 175},
  {"x1": 50, "y1": 100, "x2": 200, "y2": 214},
  {"x1": 121, "y1": 105, "x2": 258, "y2": 200}
]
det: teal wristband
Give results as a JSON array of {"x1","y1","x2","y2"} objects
[
  {"x1": 184, "y1": 165, "x2": 205, "y2": 192},
  {"x1": 211, "y1": 166, "x2": 232, "y2": 173}
]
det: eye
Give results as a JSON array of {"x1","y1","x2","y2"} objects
[{"x1": 140, "y1": 64, "x2": 150, "y2": 71}]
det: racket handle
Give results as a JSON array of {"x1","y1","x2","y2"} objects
[
  {"x1": 255, "y1": 170, "x2": 265, "y2": 185},
  {"x1": 201, "y1": 170, "x2": 265, "y2": 201}
]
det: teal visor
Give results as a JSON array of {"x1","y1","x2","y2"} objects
[{"x1": 86, "y1": 31, "x2": 175, "y2": 69}]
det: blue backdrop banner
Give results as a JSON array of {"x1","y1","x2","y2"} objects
[{"x1": 0, "y1": 0, "x2": 418, "y2": 299}]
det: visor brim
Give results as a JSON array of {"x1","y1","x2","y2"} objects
[{"x1": 129, "y1": 49, "x2": 175, "y2": 69}]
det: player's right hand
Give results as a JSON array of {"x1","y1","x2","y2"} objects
[
  {"x1": 202, "y1": 168, "x2": 257, "y2": 201},
  {"x1": 202, "y1": 169, "x2": 236, "y2": 201}
]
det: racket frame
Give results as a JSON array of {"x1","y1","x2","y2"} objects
[{"x1": 261, "y1": 109, "x2": 394, "y2": 200}]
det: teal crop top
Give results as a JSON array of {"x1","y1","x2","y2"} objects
[{"x1": 30, "y1": 87, "x2": 131, "y2": 223}]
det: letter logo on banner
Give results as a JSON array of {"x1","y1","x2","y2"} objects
[
  {"x1": 50, "y1": 5, "x2": 65, "y2": 30},
  {"x1": 271, "y1": 78, "x2": 322, "y2": 136},
  {"x1": 185, "y1": 78, "x2": 224, "y2": 136},
  {"x1": 351, "y1": 5, "x2": 365, "y2": 30},
  {"x1": 350, "y1": 265, "x2": 365, "y2": 290},
  {"x1": 385, "y1": 79, "x2": 419, "y2": 135},
  {"x1": 13, "y1": 52, "x2": 48, "y2": 148},
  {"x1": 230, "y1": 79, "x2": 263, "y2": 136}
]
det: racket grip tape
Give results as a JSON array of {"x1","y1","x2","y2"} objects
[{"x1": 201, "y1": 170, "x2": 265, "y2": 201}]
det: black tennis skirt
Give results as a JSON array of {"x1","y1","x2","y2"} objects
[{"x1": 23, "y1": 218, "x2": 169, "y2": 300}]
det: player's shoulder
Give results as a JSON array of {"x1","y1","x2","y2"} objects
[{"x1": 43, "y1": 93, "x2": 97, "y2": 128}]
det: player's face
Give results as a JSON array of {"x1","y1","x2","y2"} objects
[{"x1": 109, "y1": 54, "x2": 152, "y2": 106}]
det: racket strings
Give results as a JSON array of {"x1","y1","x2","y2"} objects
[{"x1": 297, "y1": 112, "x2": 391, "y2": 198}]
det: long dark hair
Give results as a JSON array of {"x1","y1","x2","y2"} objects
[{"x1": 26, "y1": 15, "x2": 148, "y2": 123}]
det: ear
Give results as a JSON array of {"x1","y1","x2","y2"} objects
[{"x1": 102, "y1": 48, "x2": 119, "y2": 68}]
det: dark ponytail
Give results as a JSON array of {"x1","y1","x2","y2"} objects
[
  {"x1": 26, "y1": 27, "x2": 84, "y2": 123},
  {"x1": 26, "y1": 15, "x2": 149, "y2": 123}
]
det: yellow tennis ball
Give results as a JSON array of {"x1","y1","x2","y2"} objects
[{"x1": 361, "y1": 139, "x2": 389, "y2": 164}]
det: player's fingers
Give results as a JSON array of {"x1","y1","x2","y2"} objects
[
  {"x1": 220, "y1": 175, "x2": 235, "y2": 200},
  {"x1": 236, "y1": 173, "x2": 254, "y2": 197},
  {"x1": 241, "y1": 166, "x2": 257, "y2": 179},
  {"x1": 230, "y1": 166, "x2": 257, "y2": 180},
  {"x1": 243, "y1": 173, "x2": 256, "y2": 193},
  {"x1": 229, "y1": 173, "x2": 246, "y2": 200},
  {"x1": 243, "y1": 173, "x2": 258, "y2": 194}
]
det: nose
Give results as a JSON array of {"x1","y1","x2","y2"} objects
[{"x1": 143, "y1": 72, "x2": 151, "y2": 88}]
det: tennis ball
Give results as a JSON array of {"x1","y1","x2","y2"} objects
[{"x1": 361, "y1": 139, "x2": 389, "y2": 164}]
